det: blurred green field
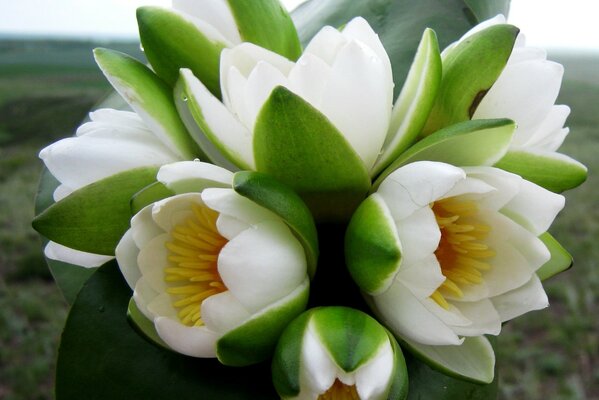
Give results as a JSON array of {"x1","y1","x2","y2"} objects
[{"x1": 0, "y1": 40, "x2": 597, "y2": 399}]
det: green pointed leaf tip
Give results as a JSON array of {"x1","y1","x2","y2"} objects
[
  {"x1": 374, "y1": 28, "x2": 442, "y2": 176},
  {"x1": 217, "y1": 279, "x2": 309, "y2": 366},
  {"x1": 93, "y1": 47, "x2": 200, "y2": 159},
  {"x1": 423, "y1": 24, "x2": 520, "y2": 135},
  {"x1": 226, "y1": 0, "x2": 301, "y2": 61},
  {"x1": 253, "y1": 86, "x2": 370, "y2": 221},
  {"x1": 537, "y1": 233, "x2": 573, "y2": 281},
  {"x1": 137, "y1": 6, "x2": 225, "y2": 96},
  {"x1": 345, "y1": 194, "x2": 402, "y2": 295},
  {"x1": 127, "y1": 298, "x2": 170, "y2": 350},
  {"x1": 495, "y1": 150, "x2": 587, "y2": 193},
  {"x1": 233, "y1": 171, "x2": 319, "y2": 279},
  {"x1": 374, "y1": 118, "x2": 516, "y2": 190},
  {"x1": 33, "y1": 167, "x2": 159, "y2": 255}
]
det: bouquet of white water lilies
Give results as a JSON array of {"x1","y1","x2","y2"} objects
[{"x1": 33, "y1": 0, "x2": 587, "y2": 398}]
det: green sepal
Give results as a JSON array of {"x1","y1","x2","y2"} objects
[
  {"x1": 423, "y1": 24, "x2": 519, "y2": 135},
  {"x1": 33, "y1": 167, "x2": 159, "y2": 255},
  {"x1": 401, "y1": 336, "x2": 496, "y2": 384},
  {"x1": 373, "y1": 28, "x2": 442, "y2": 176},
  {"x1": 537, "y1": 233, "x2": 573, "y2": 281},
  {"x1": 130, "y1": 182, "x2": 175, "y2": 216},
  {"x1": 345, "y1": 194, "x2": 402, "y2": 295},
  {"x1": 217, "y1": 279, "x2": 310, "y2": 367},
  {"x1": 126, "y1": 298, "x2": 169, "y2": 350},
  {"x1": 387, "y1": 331, "x2": 410, "y2": 400},
  {"x1": 94, "y1": 48, "x2": 199, "y2": 159},
  {"x1": 374, "y1": 119, "x2": 515, "y2": 190},
  {"x1": 137, "y1": 6, "x2": 227, "y2": 96},
  {"x1": 226, "y1": 0, "x2": 302, "y2": 61},
  {"x1": 233, "y1": 171, "x2": 319, "y2": 279},
  {"x1": 494, "y1": 150, "x2": 588, "y2": 193},
  {"x1": 254, "y1": 86, "x2": 371, "y2": 221}
]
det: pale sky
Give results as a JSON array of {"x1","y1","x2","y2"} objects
[{"x1": 0, "y1": 0, "x2": 597, "y2": 51}]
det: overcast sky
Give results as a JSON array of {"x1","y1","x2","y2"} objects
[{"x1": 0, "y1": 0, "x2": 597, "y2": 51}]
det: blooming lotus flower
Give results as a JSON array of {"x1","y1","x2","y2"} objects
[
  {"x1": 39, "y1": 109, "x2": 183, "y2": 267},
  {"x1": 346, "y1": 161, "x2": 565, "y2": 383},
  {"x1": 116, "y1": 161, "x2": 313, "y2": 365},
  {"x1": 272, "y1": 307, "x2": 408, "y2": 400}
]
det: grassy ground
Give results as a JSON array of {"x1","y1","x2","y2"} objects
[{"x1": 0, "y1": 40, "x2": 597, "y2": 399}]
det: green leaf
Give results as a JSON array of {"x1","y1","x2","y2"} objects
[
  {"x1": 537, "y1": 232, "x2": 573, "y2": 281},
  {"x1": 226, "y1": 0, "x2": 302, "y2": 61},
  {"x1": 423, "y1": 24, "x2": 519, "y2": 135},
  {"x1": 126, "y1": 298, "x2": 169, "y2": 350},
  {"x1": 217, "y1": 279, "x2": 309, "y2": 366},
  {"x1": 464, "y1": 0, "x2": 511, "y2": 21},
  {"x1": 293, "y1": 0, "x2": 478, "y2": 99},
  {"x1": 57, "y1": 262, "x2": 278, "y2": 399},
  {"x1": 137, "y1": 6, "x2": 227, "y2": 96},
  {"x1": 233, "y1": 171, "x2": 319, "y2": 278},
  {"x1": 33, "y1": 167, "x2": 159, "y2": 256},
  {"x1": 374, "y1": 119, "x2": 515, "y2": 190},
  {"x1": 373, "y1": 28, "x2": 442, "y2": 176},
  {"x1": 94, "y1": 48, "x2": 199, "y2": 159},
  {"x1": 130, "y1": 182, "x2": 175, "y2": 215},
  {"x1": 253, "y1": 86, "x2": 370, "y2": 221},
  {"x1": 494, "y1": 150, "x2": 588, "y2": 193},
  {"x1": 402, "y1": 336, "x2": 496, "y2": 384},
  {"x1": 345, "y1": 194, "x2": 401, "y2": 295}
]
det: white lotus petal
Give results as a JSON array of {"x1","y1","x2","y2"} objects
[
  {"x1": 299, "y1": 321, "x2": 338, "y2": 396},
  {"x1": 147, "y1": 292, "x2": 177, "y2": 319},
  {"x1": 115, "y1": 229, "x2": 142, "y2": 289},
  {"x1": 354, "y1": 340, "x2": 394, "y2": 400},
  {"x1": 244, "y1": 61, "x2": 289, "y2": 130},
  {"x1": 394, "y1": 206, "x2": 440, "y2": 267},
  {"x1": 201, "y1": 188, "x2": 279, "y2": 226},
  {"x1": 224, "y1": 66, "x2": 252, "y2": 128},
  {"x1": 52, "y1": 184, "x2": 75, "y2": 202},
  {"x1": 303, "y1": 26, "x2": 347, "y2": 65},
  {"x1": 154, "y1": 316, "x2": 219, "y2": 357},
  {"x1": 441, "y1": 176, "x2": 496, "y2": 199},
  {"x1": 463, "y1": 166, "x2": 520, "y2": 211},
  {"x1": 288, "y1": 53, "x2": 332, "y2": 109},
  {"x1": 131, "y1": 204, "x2": 164, "y2": 249},
  {"x1": 491, "y1": 274, "x2": 548, "y2": 322},
  {"x1": 78, "y1": 109, "x2": 150, "y2": 137},
  {"x1": 215, "y1": 214, "x2": 250, "y2": 241},
  {"x1": 172, "y1": 0, "x2": 241, "y2": 44},
  {"x1": 136, "y1": 233, "x2": 170, "y2": 293},
  {"x1": 201, "y1": 290, "x2": 252, "y2": 334},
  {"x1": 151, "y1": 192, "x2": 203, "y2": 232},
  {"x1": 508, "y1": 46, "x2": 547, "y2": 64},
  {"x1": 44, "y1": 241, "x2": 112, "y2": 268},
  {"x1": 218, "y1": 220, "x2": 306, "y2": 312},
  {"x1": 396, "y1": 254, "x2": 445, "y2": 300},
  {"x1": 450, "y1": 299, "x2": 501, "y2": 337},
  {"x1": 158, "y1": 160, "x2": 233, "y2": 193},
  {"x1": 133, "y1": 277, "x2": 160, "y2": 320}
]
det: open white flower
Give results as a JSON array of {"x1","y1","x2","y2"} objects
[
  {"x1": 39, "y1": 109, "x2": 182, "y2": 267},
  {"x1": 346, "y1": 161, "x2": 565, "y2": 382},
  {"x1": 272, "y1": 307, "x2": 408, "y2": 400},
  {"x1": 116, "y1": 161, "x2": 310, "y2": 364}
]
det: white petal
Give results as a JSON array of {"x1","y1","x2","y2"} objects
[
  {"x1": 157, "y1": 160, "x2": 233, "y2": 193},
  {"x1": 441, "y1": 176, "x2": 496, "y2": 199},
  {"x1": 244, "y1": 61, "x2": 289, "y2": 130},
  {"x1": 44, "y1": 241, "x2": 112, "y2": 268},
  {"x1": 396, "y1": 254, "x2": 445, "y2": 299},
  {"x1": 201, "y1": 188, "x2": 279, "y2": 226},
  {"x1": 115, "y1": 229, "x2": 142, "y2": 289},
  {"x1": 136, "y1": 233, "x2": 170, "y2": 293},
  {"x1": 378, "y1": 161, "x2": 466, "y2": 220},
  {"x1": 450, "y1": 299, "x2": 501, "y2": 336},
  {"x1": 201, "y1": 291, "x2": 252, "y2": 334},
  {"x1": 395, "y1": 206, "x2": 440, "y2": 267},
  {"x1": 303, "y1": 26, "x2": 348, "y2": 65},
  {"x1": 215, "y1": 214, "x2": 250, "y2": 241},
  {"x1": 463, "y1": 166, "x2": 520, "y2": 211},
  {"x1": 78, "y1": 109, "x2": 149, "y2": 137},
  {"x1": 374, "y1": 279, "x2": 463, "y2": 346},
  {"x1": 218, "y1": 220, "x2": 306, "y2": 313},
  {"x1": 318, "y1": 40, "x2": 392, "y2": 169},
  {"x1": 172, "y1": 0, "x2": 241, "y2": 44},
  {"x1": 147, "y1": 292, "x2": 178, "y2": 319},
  {"x1": 355, "y1": 340, "x2": 395, "y2": 400},
  {"x1": 151, "y1": 193, "x2": 203, "y2": 232},
  {"x1": 131, "y1": 204, "x2": 164, "y2": 249},
  {"x1": 288, "y1": 53, "x2": 332, "y2": 108},
  {"x1": 299, "y1": 321, "x2": 338, "y2": 397},
  {"x1": 224, "y1": 66, "x2": 252, "y2": 128},
  {"x1": 133, "y1": 277, "x2": 160, "y2": 320},
  {"x1": 154, "y1": 316, "x2": 219, "y2": 357},
  {"x1": 507, "y1": 46, "x2": 547, "y2": 65},
  {"x1": 513, "y1": 104, "x2": 569, "y2": 150},
  {"x1": 52, "y1": 184, "x2": 75, "y2": 202},
  {"x1": 490, "y1": 274, "x2": 548, "y2": 322}
]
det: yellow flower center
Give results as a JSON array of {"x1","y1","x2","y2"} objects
[
  {"x1": 430, "y1": 197, "x2": 495, "y2": 309},
  {"x1": 318, "y1": 379, "x2": 360, "y2": 400},
  {"x1": 164, "y1": 203, "x2": 228, "y2": 327}
]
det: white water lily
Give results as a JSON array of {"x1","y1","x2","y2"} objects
[
  {"x1": 346, "y1": 161, "x2": 565, "y2": 382},
  {"x1": 39, "y1": 109, "x2": 182, "y2": 267},
  {"x1": 272, "y1": 307, "x2": 407, "y2": 400},
  {"x1": 181, "y1": 16, "x2": 394, "y2": 172},
  {"x1": 115, "y1": 161, "x2": 309, "y2": 362}
]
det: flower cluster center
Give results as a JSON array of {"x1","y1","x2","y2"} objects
[
  {"x1": 164, "y1": 203, "x2": 228, "y2": 327},
  {"x1": 430, "y1": 197, "x2": 495, "y2": 309},
  {"x1": 319, "y1": 379, "x2": 360, "y2": 400}
]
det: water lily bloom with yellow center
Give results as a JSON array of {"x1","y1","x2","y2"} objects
[
  {"x1": 346, "y1": 161, "x2": 565, "y2": 383},
  {"x1": 115, "y1": 161, "x2": 312, "y2": 365},
  {"x1": 272, "y1": 307, "x2": 408, "y2": 400}
]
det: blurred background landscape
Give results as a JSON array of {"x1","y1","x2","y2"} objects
[{"x1": 0, "y1": 2, "x2": 598, "y2": 400}]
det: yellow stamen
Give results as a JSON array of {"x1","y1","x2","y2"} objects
[
  {"x1": 318, "y1": 380, "x2": 360, "y2": 400},
  {"x1": 164, "y1": 204, "x2": 227, "y2": 327},
  {"x1": 429, "y1": 198, "x2": 494, "y2": 309}
]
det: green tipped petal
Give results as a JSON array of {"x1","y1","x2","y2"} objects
[
  {"x1": 94, "y1": 48, "x2": 199, "y2": 159},
  {"x1": 137, "y1": 6, "x2": 228, "y2": 95},
  {"x1": 537, "y1": 233, "x2": 573, "y2": 281},
  {"x1": 423, "y1": 24, "x2": 519, "y2": 135},
  {"x1": 495, "y1": 150, "x2": 588, "y2": 193},
  {"x1": 374, "y1": 119, "x2": 515, "y2": 190},
  {"x1": 226, "y1": 0, "x2": 301, "y2": 61},
  {"x1": 254, "y1": 86, "x2": 371, "y2": 221},
  {"x1": 373, "y1": 28, "x2": 442, "y2": 176},
  {"x1": 345, "y1": 194, "x2": 402, "y2": 295}
]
